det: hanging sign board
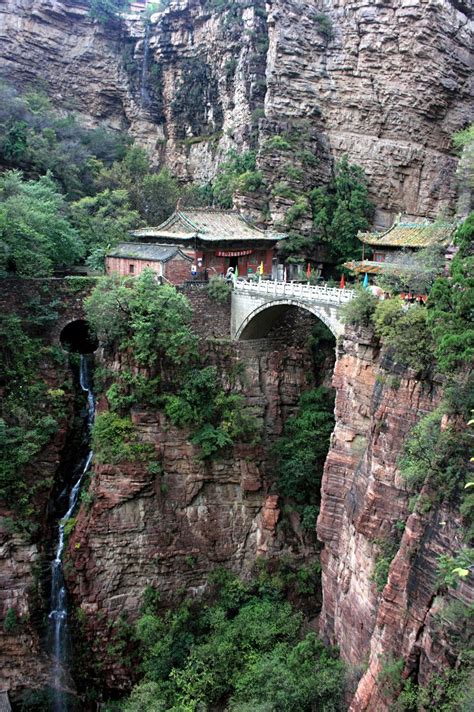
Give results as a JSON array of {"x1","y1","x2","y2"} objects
[{"x1": 215, "y1": 250, "x2": 253, "y2": 257}]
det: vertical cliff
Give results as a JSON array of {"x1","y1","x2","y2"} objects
[
  {"x1": 0, "y1": 279, "x2": 94, "y2": 701},
  {"x1": 0, "y1": 0, "x2": 471, "y2": 222},
  {"x1": 317, "y1": 326, "x2": 473, "y2": 709},
  {"x1": 64, "y1": 322, "x2": 326, "y2": 690}
]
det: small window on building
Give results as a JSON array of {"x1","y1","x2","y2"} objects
[
  {"x1": 129, "y1": 264, "x2": 135, "y2": 274},
  {"x1": 373, "y1": 252, "x2": 385, "y2": 263}
]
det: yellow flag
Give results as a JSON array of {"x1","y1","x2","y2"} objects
[{"x1": 259, "y1": 261, "x2": 264, "y2": 275}]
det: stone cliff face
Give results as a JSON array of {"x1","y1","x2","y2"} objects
[
  {"x1": 317, "y1": 327, "x2": 473, "y2": 709},
  {"x1": 1, "y1": 0, "x2": 471, "y2": 224},
  {"x1": 0, "y1": 280, "x2": 93, "y2": 700},
  {"x1": 65, "y1": 336, "x2": 319, "y2": 689}
]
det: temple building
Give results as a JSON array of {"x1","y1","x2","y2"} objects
[
  {"x1": 344, "y1": 218, "x2": 456, "y2": 277},
  {"x1": 111, "y1": 207, "x2": 286, "y2": 280},
  {"x1": 105, "y1": 244, "x2": 193, "y2": 285}
]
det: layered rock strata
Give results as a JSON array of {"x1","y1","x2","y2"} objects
[
  {"x1": 0, "y1": 279, "x2": 93, "y2": 700},
  {"x1": 65, "y1": 337, "x2": 319, "y2": 689},
  {"x1": 0, "y1": 0, "x2": 471, "y2": 223},
  {"x1": 317, "y1": 326, "x2": 473, "y2": 709}
]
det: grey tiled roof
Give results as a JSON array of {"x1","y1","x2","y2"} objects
[{"x1": 107, "y1": 243, "x2": 186, "y2": 261}]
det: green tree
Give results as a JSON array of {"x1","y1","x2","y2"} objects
[
  {"x1": 88, "y1": 0, "x2": 129, "y2": 22},
  {"x1": 212, "y1": 150, "x2": 261, "y2": 208},
  {"x1": 311, "y1": 156, "x2": 373, "y2": 263},
  {"x1": 70, "y1": 188, "x2": 142, "y2": 271},
  {"x1": 99, "y1": 147, "x2": 179, "y2": 225},
  {"x1": 85, "y1": 270, "x2": 196, "y2": 369},
  {"x1": 0, "y1": 170, "x2": 84, "y2": 276},
  {"x1": 272, "y1": 387, "x2": 335, "y2": 529},
  {"x1": 427, "y1": 213, "x2": 474, "y2": 374},
  {"x1": 373, "y1": 300, "x2": 434, "y2": 373},
  {"x1": 122, "y1": 573, "x2": 344, "y2": 711},
  {"x1": 341, "y1": 287, "x2": 377, "y2": 328}
]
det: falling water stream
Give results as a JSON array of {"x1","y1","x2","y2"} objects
[
  {"x1": 48, "y1": 356, "x2": 94, "y2": 711},
  {"x1": 140, "y1": 22, "x2": 151, "y2": 109}
]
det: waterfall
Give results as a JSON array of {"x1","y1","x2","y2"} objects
[
  {"x1": 48, "y1": 355, "x2": 94, "y2": 711},
  {"x1": 140, "y1": 22, "x2": 151, "y2": 109}
]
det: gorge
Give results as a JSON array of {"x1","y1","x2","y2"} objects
[{"x1": 0, "y1": 0, "x2": 473, "y2": 710}]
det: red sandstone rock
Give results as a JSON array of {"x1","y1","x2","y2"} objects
[{"x1": 317, "y1": 327, "x2": 473, "y2": 710}]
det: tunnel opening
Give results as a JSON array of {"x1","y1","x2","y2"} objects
[{"x1": 60, "y1": 319, "x2": 98, "y2": 354}]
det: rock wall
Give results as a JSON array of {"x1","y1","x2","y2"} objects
[
  {"x1": 64, "y1": 337, "x2": 319, "y2": 690},
  {"x1": 0, "y1": 279, "x2": 94, "y2": 701},
  {"x1": 0, "y1": 0, "x2": 471, "y2": 224},
  {"x1": 317, "y1": 326, "x2": 473, "y2": 709}
]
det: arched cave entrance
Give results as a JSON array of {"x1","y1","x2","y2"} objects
[{"x1": 60, "y1": 319, "x2": 98, "y2": 354}]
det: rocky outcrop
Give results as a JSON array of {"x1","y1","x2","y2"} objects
[
  {"x1": 65, "y1": 337, "x2": 319, "y2": 689},
  {"x1": 317, "y1": 327, "x2": 473, "y2": 709},
  {"x1": 0, "y1": 0, "x2": 471, "y2": 224},
  {"x1": 0, "y1": 279, "x2": 94, "y2": 702}
]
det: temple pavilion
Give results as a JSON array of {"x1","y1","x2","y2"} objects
[
  {"x1": 344, "y1": 218, "x2": 457, "y2": 277},
  {"x1": 122, "y1": 207, "x2": 286, "y2": 280}
]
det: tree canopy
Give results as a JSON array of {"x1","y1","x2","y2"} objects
[
  {"x1": 311, "y1": 156, "x2": 373, "y2": 263},
  {"x1": 0, "y1": 170, "x2": 84, "y2": 276}
]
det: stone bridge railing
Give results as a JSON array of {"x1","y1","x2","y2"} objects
[
  {"x1": 233, "y1": 279, "x2": 355, "y2": 303},
  {"x1": 231, "y1": 280, "x2": 355, "y2": 339}
]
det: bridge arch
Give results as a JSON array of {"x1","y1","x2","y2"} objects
[
  {"x1": 235, "y1": 299, "x2": 341, "y2": 341},
  {"x1": 60, "y1": 319, "x2": 98, "y2": 354}
]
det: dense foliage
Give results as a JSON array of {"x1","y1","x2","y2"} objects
[
  {"x1": 341, "y1": 287, "x2": 378, "y2": 328},
  {"x1": 85, "y1": 270, "x2": 196, "y2": 369},
  {"x1": 0, "y1": 83, "x2": 130, "y2": 199},
  {"x1": 210, "y1": 150, "x2": 262, "y2": 208},
  {"x1": 0, "y1": 170, "x2": 84, "y2": 276},
  {"x1": 115, "y1": 569, "x2": 345, "y2": 711},
  {"x1": 311, "y1": 156, "x2": 373, "y2": 263},
  {"x1": 373, "y1": 298, "x2": 434, "y2": 373},
  {"x1": 0, "y1": 310, "x2": 68, "y2": 527},
  {"x1": 0, "y1": 84, "x2": 182, "y2": 275},
  {"x1": 272, "y1": 386, "x2": 335, "y2": 530},
  {"x1": 86, "y1": 271, "x2": 256, "y2": 458},
  {"x1": 426, "y1": 212, "x2": 474, "y2": 374}
]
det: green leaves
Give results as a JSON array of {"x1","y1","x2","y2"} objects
[
  {"x1": 124, "y1": 575, "x2": 344, "y2": 711},
  {"x1": 311, "y1": 155, "x2": 373, "y2": 263},
  {"x1": 426, "y1": 215, "x2": 474, "y2": 374},
  {"x1": 85, "y1": 272, "x2": 196, "y2": 368},
  {"x1": 91, "y1": 412, "x2": 155, "y2": 464},
  {"x1": 341, "y1": 287, "x2": 377, "y2": 328},
  {"x1": 273, "y1": 387, "x2": 335, "y2": 515},
  {"x1": 0, "y1": 170, "x2": 84, "y2": 276},
  {"x1": 70, "y1": 188, "x2": 142, "y2": 268}
]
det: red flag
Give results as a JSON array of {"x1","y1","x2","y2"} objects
[
  {"x1": 339, "y1": 274, "x2": 346, "y2": 289},
  {"x1": 306, "y1": 263, "x2": 311, "y2": 279}
]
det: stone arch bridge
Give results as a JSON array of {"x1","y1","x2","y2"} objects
[{"x1": 231, "y1": 280, "x2": 354, "y2": 340}]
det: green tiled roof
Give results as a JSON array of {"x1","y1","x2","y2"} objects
[
  {"x1": 131, "y1": 208, "x2": 287, "y2": 242},
  {"x1": 358, "y1": 220, "x2": 456, "y2": 248}
]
